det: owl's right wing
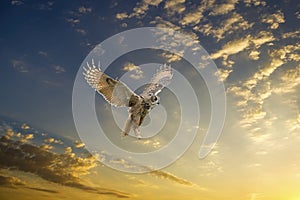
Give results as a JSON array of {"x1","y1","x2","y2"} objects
[
  {"x1": 141, "y1": 64, "x2": 173, "y2": 98},
  {"x1": 83, "y1": 61, "x2": 139, "y2": 107}
]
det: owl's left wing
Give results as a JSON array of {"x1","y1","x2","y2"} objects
[
  {"x1": 83, "y1": 61, "x2": 139, "y2": 107},
  {"x1": 141, "y1": 64, "x2": 173, "y2": 98}
]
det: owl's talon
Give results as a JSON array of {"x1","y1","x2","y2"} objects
[{"x1": 121, "y1": 132, "x2": 128, "y2": 137}]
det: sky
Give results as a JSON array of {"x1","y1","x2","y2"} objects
[{"x1": 0, "y1": 0, "x2": 300, "y2": 200}]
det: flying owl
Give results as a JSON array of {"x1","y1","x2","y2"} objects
[{"x1": 83, "y1": 60, "x2": 173, "y2": 139}]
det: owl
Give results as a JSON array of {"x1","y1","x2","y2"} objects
[{"x1": 83, "y1": 60, "x2": 173, "y2": 139}]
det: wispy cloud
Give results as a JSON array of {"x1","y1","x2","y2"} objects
[
  {"x1": 198, "y1": 12, "x2": 254, "y2": 41},
  {"x1": 78, "y1": 6, "x2": 92, "y2": 14},
  {"x1": 11, "y1": 59, "x2": 29, "y2": 73},
  {"x1": 211, "y1": 31, "x2": 275, "y2": 61},
  {"x1": 0, "y1": 174, "x2": 59, "y2": 194},
  {"x1": 149, "y1": 170, "x2": 193, "y2": 186},
  {"x1": 282, "y1": 30, "x2": 300, "y2": 39},
  {"x1": 227, "y1": 42, "x2": 300, "y2": 140},
  {"x1": 11, "y1": 0, "x2": 24, "y2": 6},
  {"x1": 53, "y1": 65, "x2": 66, "y2": 74}
]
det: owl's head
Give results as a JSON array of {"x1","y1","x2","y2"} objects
[{"x1": 150, "y1": 95, "x2": 160, "y2": 105}]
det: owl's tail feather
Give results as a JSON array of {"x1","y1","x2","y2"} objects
[{"x1": 122, "y1": 116, "x2": 133, "y2": 137}]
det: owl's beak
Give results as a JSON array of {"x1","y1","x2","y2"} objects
[{"x1": 157, "y1": 101, "x2": 160, "y2": 105}]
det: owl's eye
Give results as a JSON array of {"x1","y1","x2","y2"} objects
[{"x1": 151, "y1": 96, "x2": 158, "y2": 102}]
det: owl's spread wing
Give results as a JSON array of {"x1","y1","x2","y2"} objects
[
  {"x1": 141, "y1": 64, "x2": 173, "y2": 98},
  {"x1": 83, "y1": 61, "x2": 139, "y2": 107}
]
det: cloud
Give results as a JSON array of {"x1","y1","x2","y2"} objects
[
  {"x1": 251, "y1": 31, "x2": 275, "y2": 48},
  {"x1": 33, "y1": 2, "x2": 54, "y2": 11},
  {"x1": 211, "y1": 36, "x2": 251, "y2": 60},
  {"x1": 53, "y1": 65, "x2": 66, "y2": 73},
  {"x1": 11, "y1": 0, "x2": 23, "y2": 6},
  {"x1": 128, "y1": 0, "x2": 163, "y2": 19},
  {"x1": 0, "y1": 174, "x2": 25, "y2": 186},
  {"x1": 144, "y1": 0, "x2": 163, "y2": 6},
  {"x1": 116, "y1": 12, "x2": 128, "y2": 20},
  {"x1": 99, "y1": 151, "x2": 195, "y2": 186},
  {"x1": 38, "y1": 51, "x2": 48, "y2": 57},
  {"x1": 282, "y1": 30, "x2": 300, "y2": 39},
  {"x1": 198, "y1": 12, "x2": 253, "y2": 41},
  {"x1": 43, "y1": 137, "x2": 62, "y2": 144},
  {"x1": 164, "y1": 0, "x2": 186, "y2": 15},
  {"x1": 65, "y1": 18, "x2": 80, "y2": 26},
  {"x1": 75, "y1": 28, "x2": 87, "y2": 35},
  {"x1": 215, "y1": 68, "x2": 233, "y2": 81},
  {"x1": 285, "y1": 113, "x2": 300, "y2": 135},
  {"x1": 261, "y1": 10, "x2": 285, "y2": 29},
  {"x1": 122, "y1": 62, "x2": 143, "y2": 79},
  {"x1": 78, "y1": 6, "x2": 92, "y2": 14},
  {"x1": 211, "y1": 31, "x2": 275, "y2": 61},
  {"x1": 243, "y1": 0, "x2": 266, "y2": 7},
  {"x1": 149, "y1": 170, "x2": 193, "y2": 186},
  {"x1": 5, "y1": 129, "x2": 34, "y2": 143},
  {"x1": 209, "y1": 0, "x2": 238, "y2": 16},
  {"x1": 116, "y1": 0, "x2": 164, "y2": 20},
  {"x1": 11, "y1": 59, "x2": 29, "y2": 73},
  {"x1": 179, "y1": 1, "x2": 212, "y2": 26},
  {"x1": 0, "y1": 174, "x2": 60, "y2": 193},
  {"x1": 39, "y1": 144, "x2": 54, "y2": 150},
  {"x1": 74, "y1": 141, "x2": 85, "y2": 148},
  {"x1": 273, "y1": 65, "x2": 300, "y2": 94},
  {"x1": 0, "y1": 134, "x2": 132, "y2": 198},
  {"x1": 227, "y1": 41, "x2": 300, "y2": 137},
  {"x1": 249, "y1": 50, "x2": 260, "y2": 60}
]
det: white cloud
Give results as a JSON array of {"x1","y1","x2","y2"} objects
[
  {"x1": 78, "y1": 6, "x2": 92, "y2": 14},
  {"x1": 215, "y1": 68, "x2": 232, "y2": 82},
  {"x1": 199, "y1": 12, "x2": 253, "y2": 41},
  {"x1": 249, "y1": 50, "x2": 260, "y2": 60},
  {"x1": 74, "y1": 141, "x2": 85, "y2": 148},
  {"x1": 123, "y1": 63, "x2": 143, "y2": 79},
  {"x1": 164, "y1": 0, "x2": 186, "y2": 15},
  {"x1": 144, "y1": 0, "x2": 162, "y2": 6},
  {"x1": 12, "y1": 59, "x2": 29, "y2": 73},
  {"x1": 211, "y1": 31, "x2": 275, "y2": 61},
  {"x1": 75, "y1": 28, "x2": 87, "y2": 35},
  {"x1": 282, "y1": 30, "x2": 300, "y2": 39},
  {"x1": 211, "y1": 36, "x2": 251, "y2": 60},
  {"x1": 38, "y1": 51, "x2": 48, "y2": 57},
  {"x1": 53, "y1": 65, "x2": 65, "y2": 73},
  {"x1": 209, "y1": 0, "x2": 238, "y2": 16},
  {"x1": 261, "y1": 10, "x2": 285, "y2": 29},
  {"x1": 243, "y1": 0, "x2": 266, "y2": 7},
  {"x1": 116, "y1": 12, "x2": 128, "y2": 20},
  {"x1": 65, "y1": 18, "x2": 80, "y2": 26},
  {"x1": 11, "y1": 0, "x2": 23, "y2": 6}
]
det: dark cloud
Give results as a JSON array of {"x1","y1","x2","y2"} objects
[
  {"x1": 0, "y1": 135, "x2": 131, "y2": 198},
  {"x1": 0, "y1": 174, "x2": 59, "y2": 194},
  {"x1": 0, "y1": 175, "x2": 25, "y2": 187}
]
